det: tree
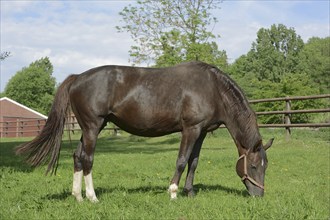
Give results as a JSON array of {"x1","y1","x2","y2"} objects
[
  {"x1": 228, "y1": 24, "x2": 323, "y2": 123},
  {"x1": 240, "y1": 24, "x2": 304, "y2": 82},
  {"x1": 0, "y1": 51, "x2": 11, "y2": 97},
  {"x1": 297, "y1": 37, "x2": 330, "y2": 93},
  {"x1": 4, "y1": 57, "x2": 56, "y2": 115},
  {"x1": 117, "y1": 0, "x2": 227, "y2": 68},
  {"x1": 0, "y1": 51, "x2": 11, "y2": 60}
]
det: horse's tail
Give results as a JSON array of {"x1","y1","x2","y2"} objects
[{"x1": 15, "y1": 74, "x2": 78, "y2": 175}]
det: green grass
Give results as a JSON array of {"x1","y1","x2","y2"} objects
[{"x1": 1, "y1": 128, "x2": 329, "y2": 219}]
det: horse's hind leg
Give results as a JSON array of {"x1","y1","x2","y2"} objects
[
  {"x1": 72, "y1": 119, "x2": 106, "y2": 202},
  {"x1": 81, "y1": 128, "x2": 100, "y2": 202},
  {"x1": 72, "y1": 139, "x2": 84, "y2": 202}
]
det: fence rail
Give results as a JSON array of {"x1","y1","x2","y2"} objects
[
  {"x1": 1, "y1": 94, "x2": 329, "y2": 138},
  {"x1": 249, "y1": 94, "x2": 330, "y2": 139},
  {"x1": 255, "y1": 108, "x2": 330, "y2": 115},
  {"x1": 249, "y1": 94, "x2": 330, "y2": 103}
]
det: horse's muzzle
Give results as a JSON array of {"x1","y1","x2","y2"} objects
[{"x1": 244, "y1": 180, "x2": 264, "y2": 197}]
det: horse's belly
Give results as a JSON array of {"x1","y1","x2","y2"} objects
[{"x1": 110, "y1": 110, "x2": 182, "y2": 137}]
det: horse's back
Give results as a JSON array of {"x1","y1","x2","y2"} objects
[{"x1": 68, "y1": 62, "x2": 221, "y2": 136}]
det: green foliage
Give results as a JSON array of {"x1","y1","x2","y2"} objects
[
  {"x1": 231, "y1": 24, "x2": 304, "y2": 83},
  {"x1": 0, "y1": 51, "x2": 11, "y2": 60},
  {"x1": 117, "y1": 0, "x2": 227, "y2": 68},
  {"x1": 0, "y1": 129, "x2": 329, "y2": 219},
  {"x1": 247, "y1": 74, "x2": 322, "y2": 123},
  {"x1": 4, "y1": 57, "x2": 56, "y2": 115},
  {"x1": 154, "y1": 29, "x2": 185, "y2": 67},
  {"x1": 228, "y1": 24, "x2": 328, "y2": 124},
  {"x1": 297, "y1": 37, "x2": 330, "y2": 93},
  {"x1": 156, "y1": 39, "x2": 228, "y2": 70}
]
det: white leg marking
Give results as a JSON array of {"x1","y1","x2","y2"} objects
[
  {"x1": 168, "y1": 183, "x2": 178, "y2": 200},
  {"x1": 84, "y1": 172, "x2": 99, "y2": 203},
  {"x1": 72, "y1": 170, "x2": 83, "y2": 202}
]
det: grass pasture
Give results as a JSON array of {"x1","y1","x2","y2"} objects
[{"x1": 0, "y1": 128, "x2": 329, "y2": 219}]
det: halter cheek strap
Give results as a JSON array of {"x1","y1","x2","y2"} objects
[{"x1": 238, "y1": 154, "x2": 264, "y2": 190}]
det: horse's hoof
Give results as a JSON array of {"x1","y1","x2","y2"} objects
[
  {"x1": 72, "y1": 193, "x2": 84, "y2": 202},
  {"x1": 168, "y1": 183, "x2": 178, "y2": 200},
  {"x1": 90, "y1": 198, "x2": 100, "y2": 203},
  {"x1": 183, "y1": 188, "x2": 195, "y2": 197},
  {"x1": 170, "y1": 197, "x2": 177, "y2": 201},
  {"x1": 76, "y1": 197, "x2": 84, "y2": 202},
  {"x1": 88, "y1": 196, "x2": 99, "y2": 203},
  {"x1": 187, "y1": 192, "x2": 195, "y2": 197}
]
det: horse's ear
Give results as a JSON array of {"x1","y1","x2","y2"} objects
[
  {"x1": 263, "y1": 138, "x2": 274, "y2": 151},
  {"x1": 252, "y1": 140, "x2": 263, "y2": 152}
]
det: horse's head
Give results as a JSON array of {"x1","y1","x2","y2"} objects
[{"x1": 236, "y1": 138, "x2": 274, "y2": 196}]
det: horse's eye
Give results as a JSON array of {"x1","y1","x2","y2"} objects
[{"x1": 251, "y1": 164, "x2": 257, "y2": 169}]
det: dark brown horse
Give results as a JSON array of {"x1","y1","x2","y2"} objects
[{"x1": 16, "y1": 61, "x2": 273, "y2": 202}]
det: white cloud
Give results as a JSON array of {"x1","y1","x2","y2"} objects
[
  {"x1": 1, "y1": 0, "x2": 329, "y2": 91},
  {"x1": 215, "y1": 0, "x2": 329, "y2": 63},
  {"x1": 296, "y1": 23, "x2": 330, "y2": 42},
  {"x1": 1, "y1": 1, "x2": 133, "y2": 90}
]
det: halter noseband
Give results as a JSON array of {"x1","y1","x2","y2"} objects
[{"x1": 238, "y1": 154, "x2": 264, "y2": 190}]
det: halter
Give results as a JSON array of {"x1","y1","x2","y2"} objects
[{"x1": 238, "y1": 154, "x2": 264, "y2": 190}]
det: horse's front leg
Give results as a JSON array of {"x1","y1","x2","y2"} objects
[
  {"x1": 183, "y1": 132, "x2": 206, "y2": 197},
  {"x1": 169, "y1": 126, "x2": 201, "y2": 199}
]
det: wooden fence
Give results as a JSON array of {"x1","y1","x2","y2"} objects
[
  {"x1": 0, "y1": 118, "x2": 46, "y2": 138},
  {"x1": 249, "y1": 94, "x2": 330, "y2": 139},
  {"x1": 1, "y1": 94, "x2": 329, "y2": 138}
]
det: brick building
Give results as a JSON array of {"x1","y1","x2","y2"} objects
[{"x1": 0, "y1": 97, "x2": 47, "y2": 138}]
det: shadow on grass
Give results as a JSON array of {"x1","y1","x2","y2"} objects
[
  {"x1": 0, "y1": 140, "x2": 34, "y2": 173},
  {"x1": 0, "y1": 134, "x2": 181, "y2": 172},
  {"x1": 96, "y1": 185, "x2": 168, "y2": 196},
  {"x1": 193, "y1": 183, "x2": 248, "y2": 197},
  {"x1": 41, "y1": 185, "x2": 168, "y2": 202},
  {"x1": 86, "y1": 135, "x2": 180, "y2": 154},
  {"x1": 43, "y1": 190, "x2": 72, "y2": 201},
  {"x1": 42, "y1": 183, "x2": 247, "y2": 201}
]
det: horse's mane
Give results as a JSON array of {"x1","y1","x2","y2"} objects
[{"x1": 198, "y1": 62, "x2": 262, "y2": 149}]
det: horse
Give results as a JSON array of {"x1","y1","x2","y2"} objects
[{"x1": 16, "y1": 61, "x2": 273, "y2": 202}]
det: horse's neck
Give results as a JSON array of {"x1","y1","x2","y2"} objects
[
  {"x1": 225, "y1": 111, "x2": 261, "y2": 155},
  {"x1": 222, "y1": 103, "x2": 261, "y2": 155},
  {"x1": 214, "y1": 72, "x2": 261, "y2": 153}
]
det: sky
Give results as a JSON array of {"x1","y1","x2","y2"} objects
[{"x1": 1, "y1": 0, "x2": 329, "y2": 92}]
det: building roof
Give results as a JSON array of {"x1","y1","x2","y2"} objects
[{"x1": 0, "y1": 97, "x2": 48, "y2": 119}]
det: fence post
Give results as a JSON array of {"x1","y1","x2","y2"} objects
[
  {"x1": 19, "y1": 119, "x2": 24, "y2": 137},
  {"x1": 5, "y1": 122, "x2": 9, "y2": 138},
  {"x1": 285, "y1": 97, "x2": 291, "y2": 140},
  {"x1": 37, "y1": 120, "x2": 39, "y2": 134},
  {"x1": 70, "y1": 115, "x2": 75, "y2": 134},
  {"x1": 16, "y1": 119, "x2": 19, "y2": 138}
]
